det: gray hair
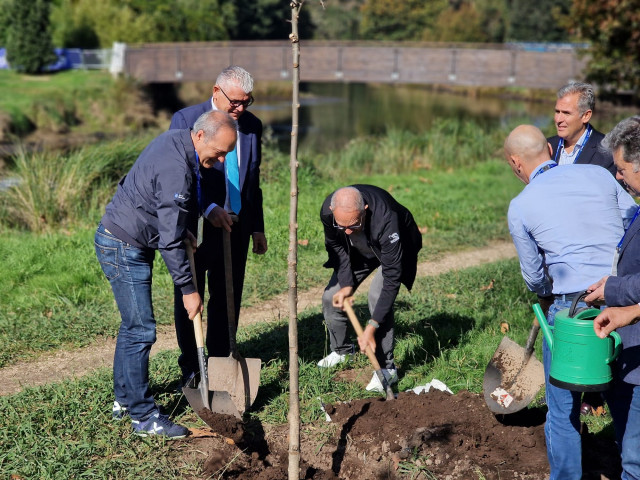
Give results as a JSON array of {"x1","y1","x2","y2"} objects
[
  {"x1": 330, "y1": 186, "x2": 365, "y2": 212},
  {"x1": 557, "y1": 82, "x2": 596, "y2": 115},
  {"x1": 216, "y1": 65, "x2": 254, "y2": 94},
  {"x1": 192, "y1": 110, "x2": 237, "y2": 141},
  {"x1": 602, "y1": 116, "x2": 640, "y2": 172}
]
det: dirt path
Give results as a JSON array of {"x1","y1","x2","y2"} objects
[{"x1": 0, "y1": 241, "x2": 516, "y2": 396}]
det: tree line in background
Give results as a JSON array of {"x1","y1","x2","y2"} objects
[{"x1": 0, "y1": 0, "x2": 638, "y2": 98}]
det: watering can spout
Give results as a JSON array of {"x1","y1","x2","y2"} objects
[{"x1": 533, "y1": 303, "x2": 553, "y2": 351}]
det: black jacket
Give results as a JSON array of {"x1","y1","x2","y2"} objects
[
  {"x1": 547, "y1": 125, "x2": 616, "y2": 177},
  {"x1": 320, "y1": 184, "x2": 422, "y2": 323},
  {"x1": 101, "y1": 129, "x2": 198, "y2": 295}
]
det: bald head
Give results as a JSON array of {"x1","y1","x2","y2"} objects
[
  {"x1": 504, "y1": 125, "x2": 550, "y2": 162},
  {"x1": 330, "y1": 187, "x2": 365, "y2": 213}
]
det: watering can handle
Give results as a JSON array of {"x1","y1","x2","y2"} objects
[
  {"x1": 568, "y1": 291, "x2": 589, "y2": 317},
  {"x1": 605, "y1": 331, "x2": 623, "y2": 364}
]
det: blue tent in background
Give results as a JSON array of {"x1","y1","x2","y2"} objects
[{"x1": 0, "y1": 48, "x2": 9, "y2": 69}]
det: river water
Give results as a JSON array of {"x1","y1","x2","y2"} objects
[{"x1": 253, "y1": 82, "x2": 557, "y2": 153}]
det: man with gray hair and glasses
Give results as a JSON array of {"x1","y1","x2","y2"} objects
[
  {"x1": 548, "y1": 81, "x2": 616, "y2": 176},
  {"x1": 170, "y1": 66, "x2": 267, "y2": 388},
  {"x1": 585, "y1": 116, "x2": 640, "y2": 480}
]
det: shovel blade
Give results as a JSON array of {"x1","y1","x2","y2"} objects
[
  {"x1": 183, "y1": 381, "x2": 217, "y2": 427},
  {"x1": 208, "y1": 355, "x2": 261, "y2": 415},
  {"x1": 483, "y1": 336, "x2": 545, "y2": 414}
]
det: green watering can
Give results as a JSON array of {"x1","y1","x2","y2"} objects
[{"x1": 532, "y1": 292, "x2": 622, "y2": 392}]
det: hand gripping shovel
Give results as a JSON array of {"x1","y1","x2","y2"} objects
[
  {"x1": 343, "y1": 299, "x2": 395, "y2": 401},
  {"x1": 483, "y1": 316, "x2": 545, "y2": 414},
  {"x1": 207, "y1": 224, "x2": 261, "y2": 417},
  {"x1": 181, "y1": 241, "x2": 217, "y2": 425}
]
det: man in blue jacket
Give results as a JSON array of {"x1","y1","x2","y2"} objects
[
  {"x1": 505, "y1": 124, "x2": 637, "y2": 479},
  {"x1": 318, "y1": 185, "x2": 422, "y2": 393},
  {"x1": 95, "y1": 110, "x2": 237, "y2": 439},
  {"x1": 169, "y1": 66, "x2": 266, "y2": 386},
  {"x1": 585, "y1": 116, "x2": 640, "y2": 480}
]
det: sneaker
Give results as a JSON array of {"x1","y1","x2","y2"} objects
[
  {"x1": 131, "y1": 412, "x2": 190, "y2": 439},
  {"x1": 112, "y1": 401, "x2": 129, "y2": 421},
  {"x1": 365, "y1": 369, "x2": 398, "y2": 393},
  {"x1": 317, "y1": 351, "x2": 350, "y2": 368}
]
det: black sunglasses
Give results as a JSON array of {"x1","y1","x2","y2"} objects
[
  {"x1": 333, "y1": 216, "x2": 363, "y2": 231},
  {"x1": 219, "y1": 87, "x2": 254, "y2": 108}
]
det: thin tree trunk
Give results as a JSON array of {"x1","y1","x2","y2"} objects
[{"x1": 288, "y1": 2, "x2": 302, "y2": 479}]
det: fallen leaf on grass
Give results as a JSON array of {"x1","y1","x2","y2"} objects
[
  {"x1": 188, "y1": 427, "x2": 218, "y2": 438},
  {"x1": 480, "y1": 280, "x2": 495, "y2": 291},
  {"x1": 500, "y1": 322, "x2": 509, "y2": 333},
  {"x1": 298, "y1": 239, "x2": 309, "y2": 246},
  {"x1": 591, "y1": 406, "x2": 606, "y2": 417},
  {"x1": 445, "y1": 293, "x2": 457, "y2": 299}
]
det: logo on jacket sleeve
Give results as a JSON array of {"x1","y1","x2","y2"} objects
[
  {"x1": 174, "y1": 193, "x2": 186, "y2": 200},
  {"x1": 389, "y1": 232, "x2": 400, "y2": 244}
]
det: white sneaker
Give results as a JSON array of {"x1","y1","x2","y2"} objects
[
  {"x1": 365, "y1": 369, "x2": 398, "y2": 393},
  {"x1": 317, "y1": 351, "x2": 350, "y2": 368}
]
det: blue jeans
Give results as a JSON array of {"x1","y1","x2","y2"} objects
[
  {"x1": 605, "y1": 380, "x2": 640, "y2": 480},
  {"x1": 94, "y1": 223, "x2": 158, "y2": 421},
  {"x1": 543, "y1": 300, "x2": 584, "y2": 480}
]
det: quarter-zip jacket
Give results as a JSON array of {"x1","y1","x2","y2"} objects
[{"x1": 320, "y1": 184, "x2": 422, "y2": 324}]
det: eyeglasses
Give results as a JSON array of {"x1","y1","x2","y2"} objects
[
  {"x1": 219, "y1": 87, "x2": 254, "y2": 108},
  {"x1": 333, "y1": 215, "x2": 363, "y2": 231}
]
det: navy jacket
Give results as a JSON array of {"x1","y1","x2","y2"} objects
[
  {"x1": 320, "y1": 184, "x2": 422, "y2": 324},
  {"x1": 548, "y1": 125, "x2": 616, "y2": 177},
  {"x1": 169, "y1": 99, "x2": 264, "y2": 239},
  {"x1": 603, "y1": 210, "x2": 640, "y2": 385},
  {"x1": 101, "y1": 129, "x2": 198, "y2": 295}
]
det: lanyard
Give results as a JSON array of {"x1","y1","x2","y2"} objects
[
  {"x1": 532, "y1": 162, "x2": 557, "y2": 180},
  {"x1": 553, "y1": 125, "x2": 592, "y2": 164},
  {"x1": 193, "y1": 152, "x2": 202, "y2": 214},
  {"x1": 617, "y1": 205, "x2": 640, "y2": 251}
]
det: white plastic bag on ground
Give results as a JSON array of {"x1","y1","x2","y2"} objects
[{"x1": 406, "y1": 378, "x2": 453, "y2": 395}]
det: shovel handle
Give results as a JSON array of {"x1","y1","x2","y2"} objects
[
  {"x1": 185, "y1": 241, "x2": 205, "y2": 349},
  {"x1": 343, "y1": 300, "x2": 382, "y2": 370},
  {"x1": 222, "y1": 224, "x2": 238, "y2": 356}
]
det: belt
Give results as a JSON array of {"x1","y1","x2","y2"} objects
[{"x1": 554, "y1": 292, "x2": 583, "y2": 302}]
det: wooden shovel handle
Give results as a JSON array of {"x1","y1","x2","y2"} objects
[
  {"x1": 343, "y1": 299, "x2": 383, "y2": 371},
  {"x1": 185, "y1": 241, "x2": 205, "y2": 350}
]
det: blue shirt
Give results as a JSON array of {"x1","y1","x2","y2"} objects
[{"x1": 508, "y1": 162, "x2": 637, "y2": 296}]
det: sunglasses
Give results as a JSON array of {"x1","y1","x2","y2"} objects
[
  {"x1": 333, "y1": 216, "x2": 363, "y2": 231},
  {"x1": 219, "y1": 87, "x2": 254, "y2": 108}
]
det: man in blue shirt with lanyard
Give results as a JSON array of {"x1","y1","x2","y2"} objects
[
  {"x1": 504, "y1": 124, "x2": 636, "y2": 480},
  {"x1": 548, "y1": 82, "x2": 616, "y2": 177}
]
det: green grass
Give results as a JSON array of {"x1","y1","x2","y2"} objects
[{"x1": 0, "y1": 69, "x2": 161, "y2": 137}]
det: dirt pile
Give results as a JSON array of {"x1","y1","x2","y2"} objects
[{"x1": 182, "y1": 388, "x2": 621, "y2": 479}]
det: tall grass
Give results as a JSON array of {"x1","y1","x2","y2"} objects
[{"x1": 0, "y1": 135, "x2": 151, "y2": 232}]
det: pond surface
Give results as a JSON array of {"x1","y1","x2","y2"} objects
[{"x1": 252, "y1": 82, "x2": 557, "y2": 153}]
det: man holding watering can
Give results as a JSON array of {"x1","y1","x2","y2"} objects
[
  {"x1": 585, "y1": 116, "x2": 640, "y2": 480},
  {"x1": 504, "y1": 124, "x2": 637, "y2": 480}
]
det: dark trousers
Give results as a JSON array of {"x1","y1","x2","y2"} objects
[{"x1": 174, "y1": 223, "x2": 250, "y2": 383}]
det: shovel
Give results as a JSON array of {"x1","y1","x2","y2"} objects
[
  {"x1": 343, "y1": 299, "x2": 395, "y2": 401},
  {"x1": 207, "y1": 224, "x2": 261, "y2": 417},
  {"x1": 483, "y1": 316, "x2": 545, "y2": 414},
  {"x1": 181, "y1": 241, "x2": 217, "y2": 426}
]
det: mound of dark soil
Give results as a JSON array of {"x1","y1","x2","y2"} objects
[{"x1": 179, "y1": 389, "x2": 621, "y2": 479}]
